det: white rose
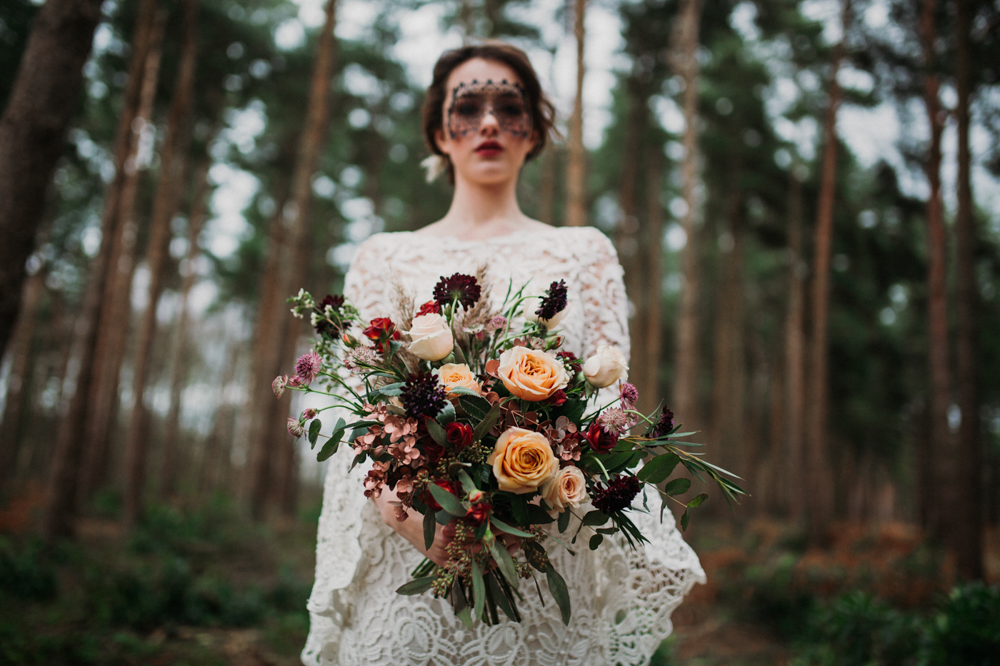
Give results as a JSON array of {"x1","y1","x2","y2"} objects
[
  {"x1": 523, "y1": 294, "x2": 569, "y2": 328},
  {"x1": 541, "y1": 466, "x2": 590, "y2": 511},
  {"x1": 407, "y1": 313, "x2": 454, "y2": 361},
  {"x1": 583, "y1": 345, "x2": 629, "y2": 388}
]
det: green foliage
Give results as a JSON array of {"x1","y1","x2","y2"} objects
[
  {"x1": 0, "y1": 538, "x2": 57, "y2": 602},
  {"x1": 923, "y1": 583, "x2": 1000, "y2": 666}
]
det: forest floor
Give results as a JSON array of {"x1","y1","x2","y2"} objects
[{"x1": 2, "y1": 485, "x2": 999, "y2": 665}]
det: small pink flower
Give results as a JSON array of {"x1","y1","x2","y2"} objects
[
  {"x1": 619, "y1": 382, "x2": 638, "y2": 408},
  {"x1": 272, "y1": 375, "x2": 287, "y2": 398},
  {"x1": 295, "y1": 350, "x2": 322, "y2": 385},
  {"x1": 302, "y1": 408, "x2": 317, "y2": 420},
  {"x1": 486, "y1": 315, "x2": 508, "y2": 332},
  {"x1": 287, "y1": 418, "x2": 305, "y2": 438}
]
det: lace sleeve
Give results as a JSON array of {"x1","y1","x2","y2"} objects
[
  {"x1": 579, "y1": 229, "x2": 630, "y2": 363},
  {"x1": 306, "y1": 234, "x2": 387, "y2": 622}
]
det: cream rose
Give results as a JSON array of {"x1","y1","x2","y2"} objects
[
  {"x1": 541, "y1": 466, "x2": 589, "y2": 511},
  {"x1": 497, "y1": 346, "x2": 569, "y2": 401},
  {"x1": 583, "y1": 345, "x2": 629, "y2": 388},
  {"x1": 436, "y1": 363, "x2": 481, "y2": 395},
  {"x1": 487, "y1": 427, "x2": 560, "y2": 494},
  {"x1": 407, "y1": 313, "x2": 454, "y2": 361},
  {"x1": 523, "y1": 294, "x2": 569, "y2": 328}
]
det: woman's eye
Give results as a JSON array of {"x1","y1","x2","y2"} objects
[
  {"x1": 497, "y1": 104, "x2": 526, "y2": 117},
  {"x1": 455, "y1": 101, "x2": 482, "y2": 117}
]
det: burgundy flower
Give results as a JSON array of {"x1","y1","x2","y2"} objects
[
  {"x1": 546, "y1": 389, "x2": 567, "y2": 407},
  {"x1": 424, "y1": 439, "x2": 445, "y2": 466},
  {"x1": 465, "y1": 502, "x2": 492, "y2": 527},
  {"x1": 363, "y1": 317, "x2": 401, "y2": 353},
  {"x1": 433, "y1": 273, "x2": 481, "y2": 309},
  {"x1": 401, "y1": 373, "x2": 447, "y2": 418},
  {"x1": 416, "y1": 300, "x2": 441, "y2": 317},
  {"x1": 619, "y1": 382, "x2": 638, "y2": 408},
  {"x1": 592, "y1": 475, "x2": 643, "y2": 514},
  {"x1": 648, "y1": 407, "x2": 675, "y2": 438},
  {"x1": 557, "y1": 351, "x2": 582, "y2": 373},
  {"x1": 445, "y1": 422, "x2": 474, "y2": 451},
  {"x1": 423, "y1": 479, "x2": 459, "y2": 511},
  {"x1": 535, "y1": 280, "x2": 568, "y2": 321},
  {"x1": 295, "y1": 351, "x2": 323, "y2": 385},
  {"x1": 585, "y1": 420, "x2": 619, "y2": 454},
  {"x1": 315, "y1": 294, "x2": 350, "y2": 337}
]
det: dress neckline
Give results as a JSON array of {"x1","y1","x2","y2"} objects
[{"x1": 393, "y1": 225, "x2": 571, "y2": 246}]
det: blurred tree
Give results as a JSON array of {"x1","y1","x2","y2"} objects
[{"x1": 564, "y1": 0, "x2": 587, "y2": 227}]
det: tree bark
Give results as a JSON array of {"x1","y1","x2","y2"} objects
[
  {"x1": 785, "y1": 169, "x2": 807, "y2": 521},
  {"x1": 670, "y1": 0, "x2": 704, "y2": 430},
  {"x1": 806, "y1": 0, "x2": 849, "y2": 543},
  {"x1": 161, "y1": 159, "x2": 210, "y2": 498},
  {"x1": 80, "y1": 9, "x2": 165, "y2": 503},
  {"x1": 43, "y1": 0, "x2": 160, "y2": 541},
  {"x1": 952, "y1": 0, "x2": 982, "y2": 580},
  {"x1": 563, "y1": 0, "x2": 587, "y2": 227},
  {"x1": 0, "y1": 267, "x2": 45, "y2": 488},
  {"x1": 246, "y1": 0, "x2": 339, "y2": 521},
  {"x1": 0, "y1": 0, "x2": 104, "y2": 357},
  {"x1": 123, "y1": 0, "x2": 199, "y2": 524},
  {"x1": 920, "y1": 0, "x2": 952, "y2": 540},
  {"x1": 639, "y1": 145, "x2": 664, "y2": 415}
]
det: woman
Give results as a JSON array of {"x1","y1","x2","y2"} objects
[{"x1": 302, "y1": 42, "x2": 704, "y2": 666}]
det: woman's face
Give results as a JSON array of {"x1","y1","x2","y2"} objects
[{"x1": 435, "y1": 58, "x2": 537, "y2": 186}]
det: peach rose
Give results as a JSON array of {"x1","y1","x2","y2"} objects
[
  {"x1": 541, "y1": 466, "x2": 590, "y2": 511},
  {"x1": 487, "y1": 427, "x2": 559, "y2": 494},
  {"x1": 436, "y1": 363, "x2": 481, "y2": 395},
  {"x1": 497, "y1": 346, "x2": 569, "y2": 402},
  {"x1": 407, "y1": 313, "x2": 454, "y2": 361}
]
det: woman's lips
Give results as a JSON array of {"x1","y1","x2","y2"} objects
[{"x1": 475, "y1": 141, "x2": 503, "y2": 155}]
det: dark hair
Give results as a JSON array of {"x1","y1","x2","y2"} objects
[{"x1": 421, "y1": 41, "x2": 557, "y2": 184}]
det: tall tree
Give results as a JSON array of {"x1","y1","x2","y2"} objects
[
  {"x1": 563, "y1": 0, "x2": 587, "y2": 227},
  {"x1": 952, "y1": 0, "x2": 982, "y2": 579},
  {"x1": 784, "y1": 168, "x2": 807, "y2": 520},
  {"x1": 670, "y1": 0, "x2": 704, "y2": 428},
  {"x1": 246, "y1": 0, "x2": 339, "y2": 521},
  {"x1": 123, "y1": 0, "x2": 200, "y2": 525},
  {"x1": 806, "y1": 0, "x2": 850, "y2": 542},
  {"x1": 0, "y1": 0, "x2": 104, "y2": 356}
]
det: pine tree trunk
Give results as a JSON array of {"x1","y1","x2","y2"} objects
[
  {"x1": 563, "y1": 0, "x2": 587, "y2": 227},
  {"x1": 0, "y1": 268, "x2": 45, "y2": 487},
  {"x1": 920, "y1": 0, "x2": 952, "y2": 540},
  {"x1": 639, "y1": 145, "x2": 664, "y2": 414},
  {"x1": 538, "y1": 145, "x2": 557, "y2": 225},
  {"x1": 670, "y1": 0, "x2": 704, "y2": 430},
  {"x1": 80, "y1": 11, "x2": 165, "y2": 503},
  {"x1": 785, "y1": 169, "x2": 807, "y2": 521},
  {"x1": 952, "y1": 0, "x2": 982, "y2": 579},
  {"x1": 805, "y1": 0, "x2": 848, "y2": 542},
  {"x1": 43, "y1": 0, "x2": 160, "y2": 541},
  {"x1": 0, "y1": 0, "x2": 104, "y2": 357},
  {"x1": 123, "y1": 0, "x2": 199, "y2": 524},
  {"x1": 161, "y1": 159, "x2": 210, "y2": 498},
  {"x1": 247, "y1": 0, "x2": 339, "y2": 521}
]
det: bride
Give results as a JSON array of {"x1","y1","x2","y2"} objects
[{"x1": 302, "y1": 41, "x2": 704, "y2": 666}]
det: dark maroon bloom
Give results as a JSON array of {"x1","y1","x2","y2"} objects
[
  {"x1": 585, "y1": 420, "x2": 619, "y2": 454},
  {"x1": 363, "y1": 317, "x2": 401, "y2": 353},
  {"x1": 433, "y1": 273, "x2": 481, "y2": 309},
  {"x1": 315, "y1": 294, "x2": 350, "y2": 337},
  {"x1": 422, "y1": 479, "x2": 459, "y2": 511},
  {"x1": 416, "y1": 300, "x2": 441, "y2": 316},
  {"x1": 535, "y1": 280, "x2": 568, "y2": 321},
  {"x1": 445, "y1": 422, "x2": 473, "y2": 451},
  {"x1": 465, "y1": 502, "x2": 492, "y2": 527},
  {"x1": 592, "y1": 475, "x2": 643, "y2": 514},
  {"x1": 424, "y1": 439, "x2": 445, "y2": 466},
  {"x1": 546, "y1": 389, "x2": 567, "y2": 407},
  {"x1": 401, "y1": 373, "x2": 447, "y2": 418},
  {"x1": 557, "y1": 351, "x2": 582, "y2": 373},
  {"x1": 648, "y1": 408, "x2": 675, "y2": 438}
]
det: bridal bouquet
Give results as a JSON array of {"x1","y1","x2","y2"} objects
[{"x1": 276, "y1": 272, "x2": 743, "y2": 627}]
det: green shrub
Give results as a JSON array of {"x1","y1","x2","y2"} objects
[
  {"x1": 804, "y1": 592, "x2": 922, "y2": 666},
  {"x1": 0, "y1": 538, "x2": 57, "y2": 602},
  {"x1": 923, "y1": 583, "x2": 1000, "y2": 666}
]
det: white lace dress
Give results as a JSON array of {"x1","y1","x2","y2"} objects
[{"x1": 302, "y1": 226, "x2": 705, "y2": 666}]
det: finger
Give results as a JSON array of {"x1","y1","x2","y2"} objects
[{"x1": 442, "y1": 522, "x2": 457, "y2": 539}]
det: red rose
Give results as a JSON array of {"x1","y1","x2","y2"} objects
[
  {"x1": 416, "y1": 300, "x2": 441, "y2": 316},
  {"x1": 585, "y1": 421, "x2": 618, "y2": 454},
  {"x1": 557, "y1": 351, "x2": 583, "y2": 373},
  {"x1": 422, "y1": 479, "x2": 459, "y2": 511},
  {"x1": 445, "y1": 422, "x2": 474, "y2": 451},
  {"x1": 465, "y1": 502, "x2": 492, "y2": 526},
  {"x1": 547, "y1": 389, "x2": 567, "y2": 407},
  {"x1": 363, "y1": 317, "x2": 401, "y2": 353}
]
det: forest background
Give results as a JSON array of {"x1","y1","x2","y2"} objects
[{"x1": 1, "y1": 0, "x2": 999, "y2": 663}]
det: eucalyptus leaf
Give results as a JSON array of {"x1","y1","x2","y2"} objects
[
  {"x1": 423, "y1": 509, "x2": 436, "y2": 550},
  {"x1": 488, "y1": 538, "x2": 519, "y2": 589},
  {"x1": 582, "y1": 511, "x2": 610, "y2": 526},
  {"x1": 545, "y1": 564, "x2": 572, "y2": 625},
  {"x1": 308, "y1": 419, "x2": 322, "y2": 447},
  {"x1": 425, "y1": 416, "x2": 447, "y2": 445},
  {"x1": 663, "y1": 477, "x2": 691, "y2": 496},
  {"x1": 457, "y1": 469, "x2": 477, "y2": 495},
  {"x1": 375, "y1": 382, "x2": 405, "y2": 397},
  {"x1": 686, "y1": 493, "x2": 708, "y2": 508},
  {"x1": 316, "y1": 424, "x2": 345, "y2": 462},
  {"x1": 589, "y1": 534, "x2": 604, "y2": 550},
  {"x1": 429, "y1": 483, "x2": 467, "y2": 517},
  {"x1": 396, "y1": 577, "x2": 434, "y2": 595},
  {"x1": 473, "y1": 403, "x2": 502, "y2": 441},
  {"x1": 491, "y1": 516, "x2": 534, "y2": 538},
  {"x1": 680, "y1": 509, "x2": 690, "y2": 531},
  {"x1": 557, "y1": 509, "x2": 570, "y2": 533},
  {"x1": 637, "y1": 452, "x2": 680, "y2": 484},
  {"x1": 471, "y1": 559, "x2": 486, "y2": 621},
  {"x1": 436, "y1": 400, "x2": 456, "y2": 425}
]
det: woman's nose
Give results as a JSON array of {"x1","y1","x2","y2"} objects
[{"x1": 479, "y1": 109, "x2": 500, "y2": 132}]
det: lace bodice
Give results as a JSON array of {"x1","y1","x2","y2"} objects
[{"x1": 302, "y1": 226, "x2": 705, "y2": 666}]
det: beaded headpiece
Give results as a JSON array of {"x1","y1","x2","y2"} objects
[{"x1": 446, "y1": 79, "x2": 532, "y2": 139}]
